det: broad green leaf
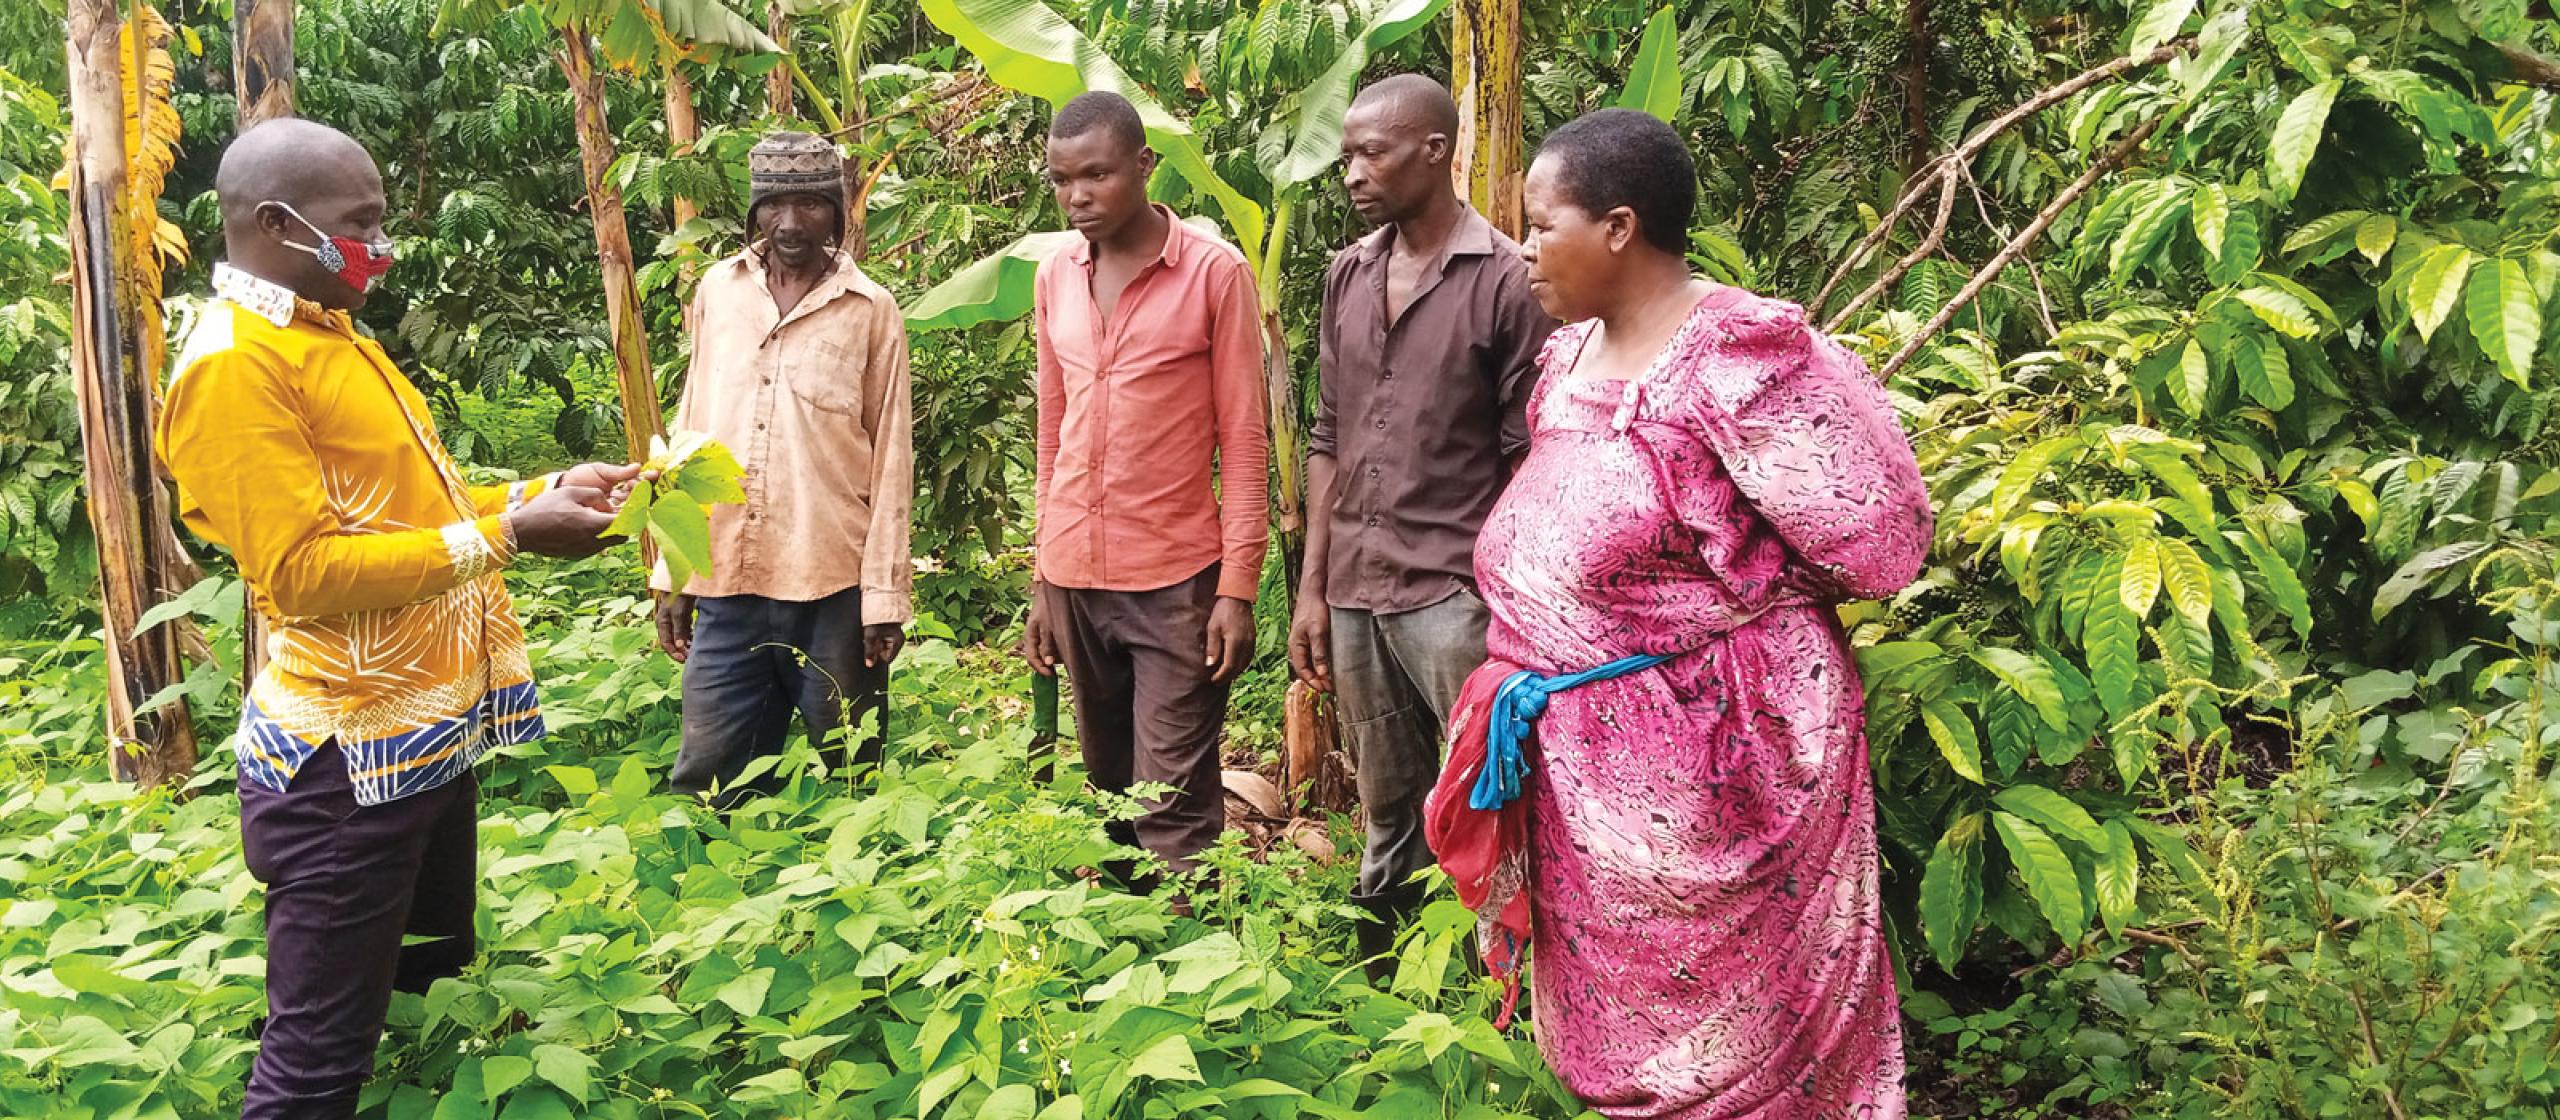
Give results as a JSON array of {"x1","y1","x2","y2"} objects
[
  {"x1": 906, "y1": 231, "x2": 1081, "y2": 333},
  {"x1": 1972, "y1": 647, "x2": 2069, "y2": 730},
  {"x1": 2155, "y1": 536, "x2": 2215, "y2": 628},
  {"x1": 1920, "y1": 814, "x2": 1985, "y2": 971},
  {"x1": 131, "y1": 576, "x2": 229, "y2": 638},
  {"x1": 1921, "y1": 701, "x2": 1984, "y2": 784},
  {"x1": 2233, "y1": 333, "x2": 2295, "y2": 409},
  {"x1": 2110, "y1": 188, "x2": 2190, "y2": 284},
  {"x1": 2211, "y1": 201, "x2": 2262, "y2": 286},
  {"x1": 2167, "y1": 337, "x2": 2209, "y2": 413},
  {"x1": 2189, "y1": 183, "x2": 2228, "y2": 259},
  {"x1": 1616, "y1": 7, "x2": 1684, "y2": 122},
  {"x1": 2405, "y1": 243, "x2": 2477, "y2": 343},
  {"x1": 1034, "y1": 1097, "x2": 1084, "y2": 1120},
  {"x1": 2235, "y1": 287, "x2": 2320, "y2": 338},
  {"x1": 671, "y1": 439, "x2": 748, "y2": 507},
  {"x1": 1990, "y1": 436, "x2": 2078, "y2": 523},
  {"x1": 2119, "y1": 536, "x2": 2164, "y2": 621},
  {"x1": 917, "y1": 0, "x2": 1264, "y2": 258},
  {"x1": 1258, "y1": 0, "x2": 1448, "y2": 187},
  {"x1": 2281, "y1": 209, "x2": 2368, "y2": 256},
  {"x1": 531, "y1": 1044, "x2": 592, "y2": 1103},
  {"x1": 2126, "y1": 443, "x2": 2223, "y2": 547},
  {"x1": 2268, "y1": 80, "x2": 2340, "y2": 202},
  {"x1": 2127, "y1": 0, "x2": 2195, "y2": 53},
  {"x1": 977, "y1": 1084, "x2": 1038, "y2": 1120},
  {"x1": 1992, "y1": 812, "x2": 2086, "y2": 945},
  {"x1": 2353, "y1": 214, "x2": 2396, "y2": 266},
  {"x1": 647, "y1": 491, "x2": 714, "y2": 593},
  {"x1": 2232, "y1": 529, "x2": 2313, "y2": 638},
  {"x1": 2094, "y1": 820, "x2": 2141, "y2": 937},
  {"x1": 2333, "y1": 477, "x2": 2380, "y2": 531},
  {"x1": 713, "y1": 965, "x2": 772, "y2": 1017},
  {"x1": 1984, "y1": 688, "x2": 2040, "y2": 776},
  {"x1": 1128, "y1": 1034, "x2": 1203, "y2": 1083},
  {"x1": 2086, "y1": 602, "x2": 2143, "y2": 717},
  {"x1": 1857, "y1": 640, "x2": 1945, "y2": 680},
  {"x1": 481, "y1": 1055, "x2": 534, "y2": 1103},
  {"x1": 1992, "y1": 785, "x2": 2106, "y2": 848},
  {"x1": 599, "y1": 475, "x2": 651, "y2": 542},
  {"x1": 2464, "y1": 257, "x2": 2539, "y2": 386},
  {"x1": 2123, "y1": 817, "x2": 2210, "y2": 886},
  {"x1": 2371, "y1": 541, "x2": 2491, "y2": 619}
]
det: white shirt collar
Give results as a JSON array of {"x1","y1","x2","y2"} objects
[{"x1": 212, "y1": 263, "x2": 301, "y2": 328}]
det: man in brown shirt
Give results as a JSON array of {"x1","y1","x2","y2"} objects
[
  {"x1": 1288, "y1": 76, "x2": 1556, "y2": 977},
  {"x1": 653, "y1": 132, "x2": 914, "y2": 807},
  {"x1": 1019, "y1": 92, "x2": 1270, "y2": 883}
]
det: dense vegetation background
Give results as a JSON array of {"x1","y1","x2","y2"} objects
[{"x1": 2, "y1": 0, "x2": 2558, "y2": 1115}]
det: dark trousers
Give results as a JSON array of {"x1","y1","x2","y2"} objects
[
  {"x1": 1045, "y1": 567, "x2": 1229, "y2": 872},
  {"x1": 239, "y1": 743, "x2": 477, "y2": 1120},
  {"x1": 674, "y1": 588, "x2": 886, "y2": 807},
  {"x1": 1332, "y1": 590, "x2": 1490, "y2": 895}
]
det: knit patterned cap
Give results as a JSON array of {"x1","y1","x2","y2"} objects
[{"x1": 748, "y1": 131, "x2": 845, "y2": 211}]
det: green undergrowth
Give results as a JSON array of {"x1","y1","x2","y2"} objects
[{"x1": 0, "y1": 561, "x2": 1590, "y2": 1120}]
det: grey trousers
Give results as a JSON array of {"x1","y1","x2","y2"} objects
[{"x1": 1332, "y1": 589, "x2": 1491, "y2": 895}]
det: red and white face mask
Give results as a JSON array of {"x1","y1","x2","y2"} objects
[{"x1": 270, "y1": 201, "x2": 396, "y2": 292}]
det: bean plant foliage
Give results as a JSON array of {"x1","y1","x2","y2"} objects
[{"x1": 1, "y1": 559, "x2": 1578, "y2": 1120}]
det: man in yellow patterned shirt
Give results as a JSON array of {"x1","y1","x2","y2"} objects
[{"x1": 155, "y1": 118, "x2": 638, "y2": 1120}]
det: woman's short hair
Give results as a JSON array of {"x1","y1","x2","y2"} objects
[{"x1": 1535, "y1": 108, "x2": 1696, "y2": 254}]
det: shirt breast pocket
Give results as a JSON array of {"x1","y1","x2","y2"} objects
[{"x1": 787, "y1": 333, "x2": 866, "y2": 415}]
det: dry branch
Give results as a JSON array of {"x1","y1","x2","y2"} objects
[
  {"x1": 1814, "y1": 38, "x2": 2188, "y2": 325},
  {"x1": 1875, "y1": 114, "x2": 2165, "y2": 381}
]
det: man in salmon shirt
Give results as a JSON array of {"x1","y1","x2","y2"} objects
[{"x1": 1016, "y1": 91, "x2": 1270, "y2": 893}]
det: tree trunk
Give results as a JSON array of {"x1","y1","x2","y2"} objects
[
  {"x1": 766, "y1": 1, "x2": 795, "y2": 118},
  {"x1": 664, "y1": 59, "x2": 700, "y2": 234},
  {"x1": 1901, "y1": 0, "x2": 1938, "y2": 171},
  {"x1": 559, "y1": 26, "x2": 663, "y2": 464},
  {"x1": 663, "y1": 57, "x2": 700, "y2": 333},
  {"x1": 67, "y1": 0, "x2": 199, "y2": 787},
  {"x1": 233, "y1": 0, "x2": 294, "y2": 125},
  {"x1": 1450, "y1": 0, "x2": 1525, "y2": 237}
]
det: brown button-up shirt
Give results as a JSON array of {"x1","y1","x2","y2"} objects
[
  {"x1": 654, "y1": 248, "x2": 914, "y2": 623},
  {"x1": 1033, "y1": 207, "x2": 1270, "y2": 601},
  {"x1": 1311, "y1": 208, "x2": 1556, "y2": 613}
]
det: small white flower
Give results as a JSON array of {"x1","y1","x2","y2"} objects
[
  {"x1": 1016, "y1": 1039, "x2": 1030, "y2": 1054},
  {"x1": 1027, "y1": 945, "x2": 1041, "y2": 962},
  {"x1": 1058, "y1": 1058, "x2": 1072, "y2": 1077},
  {"x1": 971, "y1": 918, "x2": 985, "y2": 933}
]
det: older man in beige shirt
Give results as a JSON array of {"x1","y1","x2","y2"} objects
[{"x1": 653, "y1": 131, "x2": 914, "y2": 806}]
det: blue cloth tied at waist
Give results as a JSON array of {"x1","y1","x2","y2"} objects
[{"x1": 1469, "y1": 652, "x2": 1673, "y2": 811}]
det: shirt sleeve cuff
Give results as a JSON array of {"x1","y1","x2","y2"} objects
[
  {"x1": 1215, "y1": 564, "x2": 1261, "y2": 602},
  {"x1": 861, "y1": 589, "x2": 914, "y2": 627},
  {"x1": 446, "y1": 516, "x2": 517, "y2": 581}
]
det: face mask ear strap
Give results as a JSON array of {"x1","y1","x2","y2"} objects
[{"x1": 265, "y1": 200, "x2": 349, "y2": 272}]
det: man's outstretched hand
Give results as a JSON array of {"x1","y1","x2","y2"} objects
[
  {"x1": 508, "y1": 486, "x2": 618, "y2": 558},
  {"x1": 558, "y1": 461, "x2": 650, "y2": 510}
]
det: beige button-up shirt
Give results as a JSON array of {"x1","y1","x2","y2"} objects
[{"x1": 655, "y1": 248, "x2": 914, "y2": 624}]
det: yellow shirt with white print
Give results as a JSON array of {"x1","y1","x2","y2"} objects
[{"x1": 155, "y1": 264, "x2": 552, "y2": 804}]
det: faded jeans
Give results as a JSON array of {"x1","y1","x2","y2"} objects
[{"x1": 1331, "y1": 589, "x2": 1491, "y2": 895}]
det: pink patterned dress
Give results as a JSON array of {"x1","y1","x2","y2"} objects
[{"x1": 1474, "y1": 285, "x2": 1931, "y2": 1117}]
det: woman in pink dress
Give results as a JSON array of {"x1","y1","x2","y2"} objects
[{"x1": 1425, "y1": 109, "x2": 1933, "y2": 1117}]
